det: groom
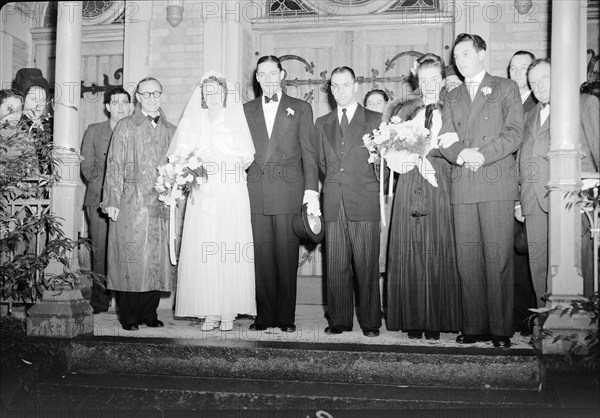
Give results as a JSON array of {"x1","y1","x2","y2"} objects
[
  {"x1": 244, "y1": 55, "x2": 319, "y2": 332},
  {"x1": 438, "y1": 34, "x2": 524, "y2": 348}
]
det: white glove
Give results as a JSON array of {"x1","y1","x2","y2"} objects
[
  {"x1": 104, "y1": 207, "x2": 119, "y2": 221},
  {"x1": 438, "y1": 132, "x2": 460, "y2": 149},
  {"x1": 303, "y1": 190, "x2": 321, "y2": 217},
  {"x1": 514, "y1": 203, "x2": 524, "y2": 223}
]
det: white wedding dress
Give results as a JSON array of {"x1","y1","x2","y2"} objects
[{"x1": 175, "y1": 110, "x2": 256, "y2": 319}]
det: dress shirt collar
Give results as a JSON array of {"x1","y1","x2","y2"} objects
[
  {"x1": 465, "y1": 70, "x2": 486, "y2": 85},
  {"x1": 337, "y1": 101, "x2": 358, "y2": 123},
  {"x1": 521, "y1": 90, "x2": 532, "y2": 104}
]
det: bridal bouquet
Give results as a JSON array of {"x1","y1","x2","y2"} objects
[
  {"x1": 155, "y1": 148, "x2": 206, "y2": 207},
  {"x1": 363, "y1": 116, "x2": 437, "y2": 188}
]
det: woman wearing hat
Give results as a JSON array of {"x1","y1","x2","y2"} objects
[{"x1": 13, "y1": 68, "x2": 50, "y2": 123}]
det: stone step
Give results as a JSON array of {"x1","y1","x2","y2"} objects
[
  {"x1": 67, "y1": 337, "x2": 542, "y2": 390},
  {"x1": 37, "y1": 373, "x2": 554, "y2": 411}
]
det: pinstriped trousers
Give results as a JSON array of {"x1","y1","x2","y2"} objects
[{"x1": 325, "y1": 200, "x2": 382, "y2": 330}]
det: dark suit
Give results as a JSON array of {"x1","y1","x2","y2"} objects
[
  {"x1": 80, "y1": 119, "x2": 112, "y2": 311},
  {"x1": 316, "y1": 104, "x2": 382, "y2": 330},
  {"x1": 519, "y1": 95, "x2": 600, "y2": 304},
  {"x1": 522, "y1": 92, "x2": 538, "y2": 114},
  {"x1": 244, "y1": 92, "x2": 318, "y2": 328},
  {"x1": 513, "y1": 91, "x2": 538, "y2": 330},
  {"x1": 440, "y1": 73, "x2": 524, "y2": 337}
]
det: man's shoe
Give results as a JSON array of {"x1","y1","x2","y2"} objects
[
  {"x1": 249, "y1": 323, "x2": 269, "y2": 331},
  {"x1": 324, "y1": 325, "x2": 352, "y2": 334},
  {"x1": 456, "y1": 333, "x2": 491, "y2": 344},
  {"x1": 407, "y1": 330, "x2": 424, "y2": 339},
  {"x1": 362, "y1": 328, "x2": 380, "y2": 337},
  {"x1": 492, "y1": 336, "x2": 512, "y2": 348},
  {"x1": 122, "y1": 323, "x2": 138, "y2": 331},
  {"x1": 92, "y1": 307, "x2": 108, "y2": 315},
  {"x1": 144, "y1": 319, "x2": 164, "y2": 328},
  {"x1": 280, "y1": 324, "x2": 296, "y2": 332},
  {"x1": 424, "y1": 331, "x2": 440, "y2": 340}
]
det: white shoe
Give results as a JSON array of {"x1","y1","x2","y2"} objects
[
  {"x1": 201, "y1": 319, "x2": 219, "y2": 331},
  {"x1": 220, "y1": 320, "x2": 234, "y2": 331}
]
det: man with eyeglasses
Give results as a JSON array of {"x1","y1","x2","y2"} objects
[{"x1": 102, "y1": 77, "x2": 177, "y2": 332}]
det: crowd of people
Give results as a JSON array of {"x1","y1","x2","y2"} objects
[{"x1": 1, "y1": 33, "x2": 597, "y2": 348}]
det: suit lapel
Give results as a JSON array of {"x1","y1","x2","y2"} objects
[
  {"x1": 265, "y1": 94, "x2": 292, "y2": 162},
  {"x1": 101, "y1": 120, "x2": 112, "y2": 141},
  {"x1": 246, "y1": 99, "x2": 269, "y2": 164},
  {"x1": 467, "y1": 73, "x2": 491, "y2": 128},
  {"x1": 343, "y1": 105, "x2": 368, "y2": 155},
  {"x1": 324, "y1": 110, "x2": 341, "y2": 160}
]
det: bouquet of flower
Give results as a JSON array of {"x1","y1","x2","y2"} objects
[
  {"x1": 155, "y1": 148, "x2": 206, "y2": 207},
  {"x1": 363, "y1": 116, "x2": 437, "y2": 188}
]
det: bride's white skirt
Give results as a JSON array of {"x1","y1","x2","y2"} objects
[{"x1": 174, "y1": 170, "x2": 256, "y2": 318}]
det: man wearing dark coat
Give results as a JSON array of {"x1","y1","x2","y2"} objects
[
  {"x1": 315, "y1": 66, "x2": 382, "y2": 337},
  {"x1": 439, "y1": 34, "x2": 524, "y2": 348},
  {"x1": 81, "y1": 87, "x2": 131, "y2": 314},
  {"x1": 244, "y1": 55, "x2": 319, "y2": 332}
]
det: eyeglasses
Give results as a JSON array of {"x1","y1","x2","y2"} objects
[{"x1": 137, "y1": 91, "x2": 162, "y2": 99}]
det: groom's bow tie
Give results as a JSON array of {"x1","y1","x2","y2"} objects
[
  {"x1": 146, "y1": 115, "x2": 160, "y2": 124},
  {"x1": 264, "y1": 94, "x2": 278, "y2": 103}
]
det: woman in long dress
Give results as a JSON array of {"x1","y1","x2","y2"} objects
[
  {"x1": 386, "y1": 54, "x2": 462, "y2": 339},
  {"x1": 173, "y1": 72, "x2": 256, "y2": 331}
]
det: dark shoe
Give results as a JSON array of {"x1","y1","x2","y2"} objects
[
  {"x1": 362, "y1": 328, "x2": 380, "y2": 337},
  {"x1": 407, "y1": 330, "x2": 424, "y2": 339},
  {"x1": 456, "y1": 333, "x2": 492, "y2": 344},
  {"x1": 249, "y1": 323, "x2": 269, "y2": 331},
  {"x1": 122, "y1": 323, "x2": 138, "y2": 331},
  {"x1": 324, "y1": 325, "x2": 352, "y2": 334},
  {"x1": 92, "y1": 307, "x2": 108, "y2": 315},
  {"x1": 492, "y1": 336, "x2": 512, "y2": 348},
  {"x1": 424, "y1": 331, "x2": 440, "y2": 340},
  {"x1": 280, "y1": 324, "x2": 296, "y2": 332},
  {"x1": 143, "y1": 319, "x2": 164, "y2": 328}
]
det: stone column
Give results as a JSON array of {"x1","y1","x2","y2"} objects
[
  {"x1": 50, "y1": 1, "x2": 83, "y2": 272},
  {"x1": 541, "y1": 0, "x2": 594, "y2": 354}
]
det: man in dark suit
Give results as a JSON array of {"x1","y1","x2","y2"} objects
[
  {"x1": 439, "y1": 34, "x2": 524, "y2": 348},
  {"x1": 315, "y1": 66, "x2": 382, "y2": 337},
  {"x1": 508, "y1": 50, "x2": 538, "y2": 335},
  {"x1": 508, "y1": 51, "x2": 538, "y2": 114},
  {"x1": 517, "y1": 58, "x2": 599, "y2": 307},
  {"x1": 80, "y1": 87, "x2": 131, "y2": 314},
  {"x1": 244, "y1": 55, "x2": 319, "y2": 333}
]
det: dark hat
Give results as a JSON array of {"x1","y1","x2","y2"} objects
[
  {"x1": 292, "y1": 203, "x2": 325, "y2": 243},
  {"x1": 13, "y1": 68, "x2": 50, "y2": 97}
]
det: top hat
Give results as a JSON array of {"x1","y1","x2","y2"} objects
[
  {"x1": 13, "y1": 68, "x2": 50, "y2": 97},
  {"x1": 292, "y1": 203, "x2": 325, "y2": 243}
]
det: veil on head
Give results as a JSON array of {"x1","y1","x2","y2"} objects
[{"x1": 167, "y1": 71, "x2": 255, "y2": 165}]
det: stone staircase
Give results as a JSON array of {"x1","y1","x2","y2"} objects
[{"x1": 34, "y1": 336, "x2": 556, "y2": 410}]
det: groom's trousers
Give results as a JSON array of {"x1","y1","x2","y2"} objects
[
  {"x1": 453, "y1": 201, "x2": 514, "y2": 337},
  {"x1": 251, "y1": 213, "x2": 299, "y2": 328}
]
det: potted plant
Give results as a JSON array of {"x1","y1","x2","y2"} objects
[{"x1": 1, "y1": 114, "x2": 101, "y2": 338}]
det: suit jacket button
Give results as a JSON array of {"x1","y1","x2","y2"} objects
[
  {"x1": 485, "y1": 116, "x2": 489, "y2": 120},
  {"x1": 483, "y1": 136, "x2": 487, "y2": 140},
  {"x1": 457, "y1": 122, "x2": 461, "y2": 126},
  {"x1": 340, "y1": 168, "x2": 344, "y2": 172},
  {"x1": 281, "y1": 155, "x2": 285, "y2": 158}
]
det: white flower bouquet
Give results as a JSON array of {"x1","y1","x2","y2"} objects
[
  {"x1": 362, "y1": 116, "x2": 438, "y2": 188},
  {"x1": 155, "y1": 148, "x2": 206, "y2": 207}
]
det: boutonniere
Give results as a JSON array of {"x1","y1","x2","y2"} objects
[
  {"x1": 481, "y1": 86, "x2": 492, "y2": 96},
  {"x1": 286, "y1": 108, "x2": 295, "y2": 117}
]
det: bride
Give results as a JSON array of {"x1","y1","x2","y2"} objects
[{"x1": 173, "y1": 71, "x2": 256, "y2": 331}]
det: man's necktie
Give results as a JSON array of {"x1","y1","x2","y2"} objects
[
  {"x1": 264, "y1": 94, "x2": 278, "y2": 103},
  {"x1": 340, "y1": 108, "x2": 349, "y2": 137},
  {"x1": 467, "y1": 82, "x2": 477, "y2": 101},
  {"x1": 147, "y1": 115, "x2": 159, "y2": 124}
]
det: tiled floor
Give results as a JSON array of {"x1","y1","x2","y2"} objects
[{"x1": 93, "y1": 304, "x2": 534, "y2": 349}]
